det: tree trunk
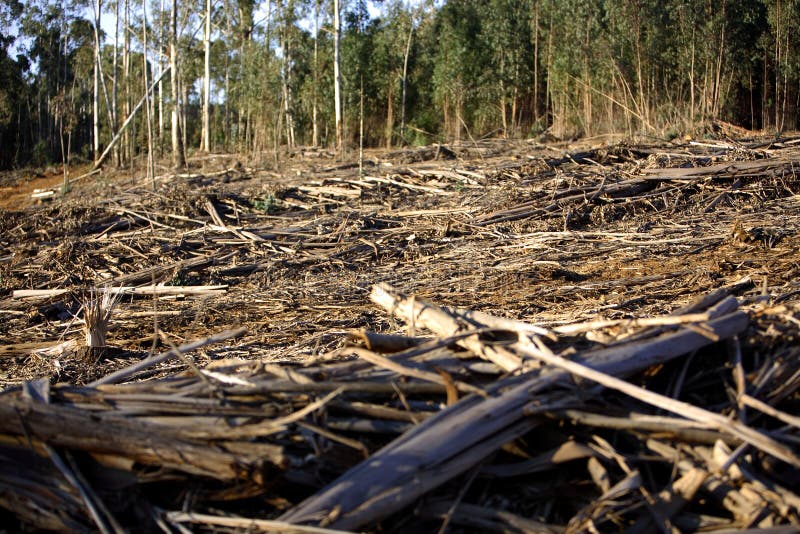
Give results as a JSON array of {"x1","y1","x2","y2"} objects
[
  {"x1": 532, "y1": 2, "x2": 539, "y2": 123},
  {"x1": 312, "y1": 0, "x2": 319, "y2": 147},
  {"x1": 333, "y1": 0, "x2": 343, "y2": 155},
  {"x1": 634, "y1": 13, "x2": 647, "y2": 129},
  {"x1": 499, "y1": 78, "x2": 507, "y2": 137},
  {"x1": 224, "y1": 2, "x2": 232, "y2": 152},
  {"x1": 159, "y1": 0, "x2": 165, "y2": 154},
  {"x1": 171, "y1": 0, "x2": 185, "y2": 169},
  {"x1": 265, "y1": 0, "x2": 272, "y2": 43},
  {"x1": 182, "y1": 74, "x2": 189, "y2": 154},
  {"x1": 264, "y1": 0, "x2": 273, "y2": 154},
  {"x1": 545, "y1": 1, "x2": 553, "y2": 121},
  {"x1": 690, "y1": 26, "x2": 695, "y2": 125},
  {"x1": 142, "y1": 0, "x2": 155, "y2": 182},
  {"x1": 762, "y1": 48, "x2": 768, "y2": 129},
  {"x1": 202, "y1": 0, "x2": 211, "y2": 152},
  {"x1": 92, "y1": 0, "x2": 101, "y2": 163},
  {"x1": 774, "y1": 0, "x2": 781, "y2": 130},
  {"x1": 582, "y1": 31, "x2": 591, "y2": 135},
  {"x1": 123, "y1": 0, "x2": 131, "y2": 164},
  {"x1": 359, "y1": 75, "x2": 364, "y2": 175},
  {"x1": 400, "y1": 19, "x2": 412, "y2": 144},
  {"x1": 112, "y1": 0, "x2": 119, "y2": 166},
  {"x1": 712, "y1": 1, "x2": 726, "y2": 119},
  {"x1": 281, "y1": 5, "x2": 296, "y2": 149},
  {"x1": 385, "y1": 79, "x2": 393, "y2": 148}
]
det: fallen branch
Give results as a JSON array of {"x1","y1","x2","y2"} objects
[
  {"x1": 13, "y1": 285, "x2": 228, "y2": 300},
  {"x1": 279, "y1": 286, "x2": 749, "y2": 530},
  {"x1": 89, "y1": 327, "x2": 247, "y2": 386},
  {"x1": 514, "y1": 338, "x2": 800, "y2": 467}
]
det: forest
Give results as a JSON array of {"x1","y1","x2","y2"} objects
[{"x1": 1, "y1": 0, "x2": 800, "y2": 170}]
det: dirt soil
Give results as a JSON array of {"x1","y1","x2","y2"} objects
[{"x1": 1, "y1": 137, "x2": 800, "y2": 531}]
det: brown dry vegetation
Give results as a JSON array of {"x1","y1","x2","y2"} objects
[{"x1": 1, "y1": 136, "x2": 800, "y2": 532}]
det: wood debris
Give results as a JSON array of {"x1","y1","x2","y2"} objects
[{"x1": 0, "y1": 138, "x2": 799, "y2": 531}]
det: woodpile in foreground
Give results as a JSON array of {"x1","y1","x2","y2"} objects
[{"x1": 1, "y1": 137, "x2": 799, "y2": 531}]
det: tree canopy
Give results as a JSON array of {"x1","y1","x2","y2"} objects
[{"x1": 2, "y1": 0, "x2": 799, "y2": 169}]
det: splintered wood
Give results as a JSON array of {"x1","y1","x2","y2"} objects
[{"x1": 1, "y1": 138, "x2": 800, "y2": 532}]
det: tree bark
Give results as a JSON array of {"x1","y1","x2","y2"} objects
[
  {"x1": 281, "y1": 3, "x2": 296, "y2": 149},
  {"x1": 202, "y1": 0, "x2": 211, "y2": 152},
  {"x1": 359, "y1": 75, "x2": 364, "y2": 173},
  {"x1": 312, "y1": 0, "x2": 319, "y2": 146},
  {"x1": 143, "y1": 0, "x2": 155, "y2": 181},
  {"x1": 690, "y1": 26, "x2": 695, "y2": 125},
  {"x1": 400, "y1": 18, "x2": 412, "y2": 144},
  {"x1": 171, "y1": 0, "x2": 185, "y2": 169},
  {"x1": 333, "y1": 0, "x2": 343, "y2": 155},
  {"x1": 123, "y1": 0, "x2": 131, "y2": 164},
  {"x1": 532, "y1": 2, "x2": 539, "y2": 123},
  {"x1": 159, "y1": 0, "x2": 165, "y2": 154},
  {"x1": 92, "y1": 0, "x2": 101, "y2": 163},
  {"x1": 545, "y1": 1, "x2": 553, "y2": 121},
  {"x1": 182, "y1": 72, "x2": 189, "y2": 154},
  {"x1": 112, "y1": 0, "x2": 119, "y2": 166},
  {"x1": 385, "y1": 79, "x2": 393, "y2": 148}
]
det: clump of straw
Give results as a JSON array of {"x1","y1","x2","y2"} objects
[{"x1": 82, "y1": 288, "x2": 120, "y2": 349}]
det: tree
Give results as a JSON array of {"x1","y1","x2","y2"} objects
[
  {"x1": 202, "y1": 0, "x2": 211, "y2": 151},
  {"x1": 170, "y1": 0, "x2": 185, "y2": 168},
  {"x1": 431, "y1": 0, "x2": 483, "y2": 140},
  {"x1": 333, "y1": 0, "x2": 342, "y2": 153},
  {"x1": 0, "y1": 0, "x2": 27, "y2": 167},
  {"x1": 279, "y1": 0, "x2": 299, "y2": 148},
  {"x1": 5, "y1": 0, "x2": 800, "y2": 171},
  {"x1": 761, "y1": 0, "x2": 800, "y2": 130},
  {"x1": 92, "y1": 0, "x2": 100, "y2": 161},
  {"x1": 399, "y1": 4, "x2": 414, "y2": 145},
  {"x1": 312, "y1": 0, "x2": 320, "y2": 146}
]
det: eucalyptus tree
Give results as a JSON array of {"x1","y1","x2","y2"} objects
[
  {"x1": 477, "y1": 0, "x2": 533, "y2": 137},
  {"x1": 170, "y1": 0, "x2": 185, "y2": 167},
  {"x1": 332, "y1": 0, "x2": 342, "y2": 153},
  {"x1": 92, "y1": 0, "x2": 101, "y2": 161},
  {"x1": 312, "y1": 0, "x2": 320, "y2": 145},
  {"x1": 0, "y1": 0, "x2": 28, "y2": 167},
  {"x1": 202, "y1": 0, "x2": 211, "y2": 151},
  {"x1": 278, "y1": 0, "x2": 304, "y2": 148},
  {"x1": 298, "y1": 10, "x2": 334, "y2": 147},
  {"x1": 341, "y1": 0, "x2": 369, "y2": 164},
  {"x1": 399, "y1": 2, "x2": 414, "y2": 144},
  {"x1": 21, "y1": 0, "x2": 94, "y2": 163},
  {"x1": 220, "y1": 0, "x2": 256, "y2": 151},
  {"x1": 370, "y1": 0, "x2": 413, "y2": 147},
  {"x1": 761, "y1": 0, "x2": 800, "y2": 130},
  {"x1": 430, "y1": 0, "x2": 483, "y2": 140},
  {"x1": 723, "y1": 1, "x2": 767, "y2": 130}
]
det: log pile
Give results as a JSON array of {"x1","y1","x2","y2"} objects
[{"x1": 1, "y1": 137, "x2": 799, "y2": 531}]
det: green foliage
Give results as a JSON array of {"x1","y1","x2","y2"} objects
[
  {"x1": 32, "y1": 140, "x2": 50, "y2": 166},
  {"x1": 4, "y1": 0, "x2": 800, "y2": 170},
  {"x1": 253, "y1": 194, "x2": 281, "y2": 214}
]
